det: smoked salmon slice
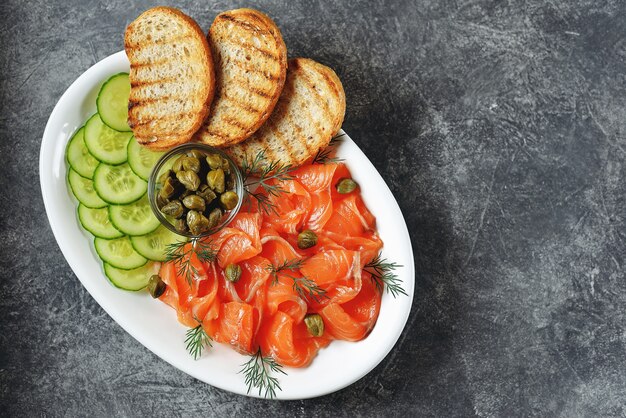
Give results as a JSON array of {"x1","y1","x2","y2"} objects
[{"x1": 158, "y1": 162, "x2": 387, "y2": 368}]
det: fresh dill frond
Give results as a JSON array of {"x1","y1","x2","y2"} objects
[
  {"x1": 240, "y1": 149, "x2": 295, "y2": 215},
  {"x1": 312, "y1": 132, "x2": 346, "y2": 164},
  {"x1": 364, "y1": 253, "x2": 407, "y2": 298},
  {"x1": 291, "y1": 276, "x2": 327, "y2": 303},
  {"x1": 239, "y1": 348, "x2": 286, "y2": 399},
  {"x1": 165, "y1": 238, "x2": 217, "y2": 285},
  {"x1": 185, "y1": 324, "x2": 212, "y2": 360},
  {"x1": 265, "y1": 258, "x2": 327, "y2": 303},
  {"x1": 265, "y1": 258, "x2": 307, "y2": 285}
]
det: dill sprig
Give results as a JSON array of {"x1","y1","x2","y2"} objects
[
  {"x1": 312, "y1": 132, "x2": 346, "y2": 164},
  {"x1": 364, "y1": 253, "x2": 407, "y2": 298},
  {"x1": 240, "y1": 149, "x2": 295, "y2": 215},
  {"x1": 265, "y1": 258, "x2": 327, "y2": 303},
  {"x1": 185, "y1": 324, "x2": 212, "y2": 360},
  {"x1": 239, "y1": 348, "x2": 286, "y2": 399},
  {"x1": 165, "y1": 238, "x2": 217, "y2": 285},
  {"x1": 265, "y1": 258, "x2": 306, "y2": 285}
]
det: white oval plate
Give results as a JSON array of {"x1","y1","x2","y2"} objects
[{"x1": 39, "y1": 51, "x2": 415, "y2": 400}]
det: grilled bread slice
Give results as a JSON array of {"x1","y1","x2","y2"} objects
[
  {"x1": 225, "y1": 58, "x2": 346, "y2": 168},
  {"x1": 194, "y1": 8, "x2": 287, "y2": 147},
  {"x1": 124, "y1": 7, "x2": 215, "y2": 149}
]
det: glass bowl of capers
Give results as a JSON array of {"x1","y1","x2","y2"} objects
[{"x1": 148, "y1": 143, "x2": 244, "y2": 238}]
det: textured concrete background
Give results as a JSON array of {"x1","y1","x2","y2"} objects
[{"x1": 2, "y1": 0, "x2": 626, "y2": 416}]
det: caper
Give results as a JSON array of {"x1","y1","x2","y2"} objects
[
  {"x1": 197, "y1": 184, "x2": 216, "y2": 204},
  {"x1": 206, "y1": 153, "x2": 222, "y2": 170},
  {"x1": 207, "y1": 207, "x2": 223, "y2": 229},
  {"x1": 188, "y1": 150, "x2": 206, "y2": 160},
  {"x1": 156, "y1": 193, "x2": 169, "y2": 209},
  {"x1": 225, "y1": 263, "x2": 242, "y2": 283},
  {"x1": 161, "y1": 200, "x2": 184, "y2": 218},
  {"x1": 187, "y1": 210, "x2": 210, "y2": 235},
  {"x1": 183, "y1": 194, "x2": 206, "y2": 211},
  {"x1": 158, "y1": 169, "x2": 173, "y2": 185},
  {"x1": 160, "y1": 176, "x2": 182, "y2": 199},
  {"x1": 220, "y1": 191, "x2": 239, "y2": 210},
  {"x1": 177, "y1": 170, "x2": 200, "y2": 191},
  {"x1": 182, "y1": 156, "x2": 201, "y2": 173},
  {"x1": 336, "y1": 178, "x2": 358, "y2": 194},
  {"x1": 147, "y1": 275, "x2": 166, "y2": 298},
  {"x1": 297, "y1": 230, "x2": 318, "y2": 249},
  {"x1": 207, "y1": 168, "x2": 225, "y2": 193},
  {"x1": 175, "y1": 218, "x2": 188, "y2": 234},
  {"x1": 221, "y1": 157, "x2": 231, "y2": 173},
  {"x1": 171, "y1": 155, "x2": 186, "y2": 173},
  {"x1": 304, "y1": 314, "x2": 324, "y2": 337}
]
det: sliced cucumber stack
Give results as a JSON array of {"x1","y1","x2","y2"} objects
[
  {"x1": 93, "y1": 163, "x2": 147, "y2": 204},
  {"x1": 94, "y1": 236, "x2": 147, "y2": 270},
  {"x1": 66, "y1": 127, "x2": 100, "y2": 179},
  {"x1": 131, "y1": 225, "x2": 187, "y2": 262},
  {"x1": 109, "y1": 194, "x2": 160, "y2": 236},
  {"x1": 85, "y1": 113, "x2": 133, "y2": 165},
  {"x1": 68, "y1": 169, "x2": 107, "y2": 209},
  {"x1": 66, "y1": 72, "x2": 179, "y2": 292},
  {"x1": 104, "y1": 261, "x2": 161, "y2": 291},
  {"x1": 97, "y1": 73, "x2": 132, "y2": 132},
  {"x1": 127, "y1": 138, "x2": 164, "y2": 181},
  {"x1": 77, "y1": 205, "x2": 123, "y2": 239}
]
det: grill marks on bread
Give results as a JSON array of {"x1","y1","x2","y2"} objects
[
  {"x1": 225, "y1": 58, "x2": 346, "y2": 169},
  {"x1": 194, "y1": 8, "x2": 287, "y2": 147},
  {"x1": 124, "y1": 7, "x2": 215, "y2": 149}
]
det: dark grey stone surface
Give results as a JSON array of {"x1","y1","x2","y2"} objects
[{"x1": 2, "y1": 0, "x2": 626, "y2": 416}]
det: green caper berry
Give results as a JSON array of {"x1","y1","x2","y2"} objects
[
  {"x1": 160, "y1": 200, "x2": 184, "y2": 218},
  {"x1": 336, "y1": 178, "x2": 358, "y2": 194},
  {"x1": 206, "y1": 153, "x2": 223, "y2": 170},
  {"x1": 158, "y1": 169, "x2": 173, "y2": 185},
  {"x1": 221, "y1": 157, "x2": 231, "y2": 173},
  {"x1": 206, "y1": 168, "x2": 225, "y2": 193},
  {"x1": 297, "y1": 230, "x2": 318, "y2": 249},
  {"x1": 156, "y1": 193, "x2": 169, "y2": 209},
  {"x1": 182, "y1": 156, "x2": 201, "y2": 173},
  {"x1": 187, "y1": 210, "x2": 210, "y2": 235},
  {"x1": 175, "y1": 218, "x2": 188, "y2": 234},
  {"x1": 197, "y1": 184, "x2": 217, "y2": 204},
  {"x1": 225, "y1": 264, "x2": 242, "y2": 283},
  {"x1": 220, "y1": 191, "x2": 239, "y2": 210},
  {"x1": 207, "y1": 207, "x2": 223, "y2": 229},
  {"x1": 160, "y1": 176, "x2": 181, "y2": 199},
  {"x1": 182, "y1": 194, "x2": 206, "y2": 211},
  {"x1": 188, "y1": 150, "x2": 206, "y2": 160},
  {"x1": 171, "y1": 155, "x2": 186, "y2": 173},
  {"x1": 177, "y1": 170, "x2": 201, "y2": 191},
  {"x1": 147, "y1": 275, "x2": 166, "y2": 298},
  {"x1": 304, "y1": 314, "x2": 324, "y2": 337}
]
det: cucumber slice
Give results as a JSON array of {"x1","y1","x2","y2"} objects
[
  {"x1": 104, "y1": 261, "x2": 161, "y2": 291},
  {"x1": 127, "y1": 138, "x2": 165, "y2": 181},
  {"x1": 68, "y1": 168, "x2": 107, "y2": 208},
  {"x1": 66, "y1": 127, "x2": 99, "y2": 179},
  {"x1": 93, "y1": 163, "x2": 147, "y2": 204},
  {"x1": 109, "y1": 194, "x2": 160, "y2": 236},
  {"x1": 97, "y1": 73, "x2": 131, "y2": 132},
  {"x1": 84, "y1": 113, "x2": 133, "y2": 164},
  {"x1": 130, "y1": 225, "x2": 187, "y2": 261},
  {"x1": 77, "y1": 205, "x2": 123, "y2": 239},
  {"x1": 94, "y1": 236, "x2": 147, "y2": 270}
]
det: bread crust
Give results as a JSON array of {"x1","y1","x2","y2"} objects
[
  {"x1": 125, "y1": 6, "x2": 215, "y2": 150},
  {"x1": 225, "y1": 58, "x2": 346, "y2": 169},
  {"x1": 194, "y1": 8, "x2": 287, "y2": 147}
]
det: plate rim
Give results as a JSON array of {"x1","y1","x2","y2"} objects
[{"x1": 39, "y1": 50, "x2": 415, "y2": 400}]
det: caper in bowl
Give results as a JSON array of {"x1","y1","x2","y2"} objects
[{"x1": 148, "y1": 144, "x2": 244, "y2": 238}]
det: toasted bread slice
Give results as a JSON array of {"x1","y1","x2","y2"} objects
[
  {"x1": 124, "y1": 7, "x2": 215, "y2": 149},
  {"x1": 194, "y1": 8, "x2": 287, "y2": 147},
  {"x1": 225, "y1": 58, "x2": 346, "y2": 169}
]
